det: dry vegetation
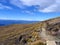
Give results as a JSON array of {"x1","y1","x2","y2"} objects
[{"x1": 0, "y1": 17, "x2": 60, "y2": 45}]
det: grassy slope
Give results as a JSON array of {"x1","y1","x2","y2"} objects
[{"x1": 0, "y1": 17, "x2": 60, "y2": 45}]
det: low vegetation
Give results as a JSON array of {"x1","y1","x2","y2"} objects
[{"x1": 0, "y1": 17, "x2": 60, "y2": 45}]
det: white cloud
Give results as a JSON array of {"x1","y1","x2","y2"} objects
[
  {"x1": 10, "y1": 0, "x2": 25, "y2": 9},
  {"x1": 10, "y1": 0, "x2": 54, "y2": 8},
  {"x1": 40, "y1": 3, "x2": 60, "y2": 12},
  {"x1": 40, "y1": 4, "x2": 58, "y2": 12},
  {"x1": 10, "y1": 0, "x2": 60, "y2": 13},
  {"x1": 20, "y1": 0, "x2": 55, "y2": 7},
  {"x1": 0, "y1": 3, "x2": 12, "y2": 9},
  {"x1": 19, "y1": 0, "x2": 56, "y2": 13},
  {"x1": 56, "y1": 0, "x2": 60, "y2": 4}
]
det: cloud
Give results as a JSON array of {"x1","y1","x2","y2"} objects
[
  {"x1": 20, "y1": 0, "x2": 55, "y2": 8},
  {"x1": 10, "y1": 0, "x2": 57, "y2": 13},
  {"x1": 10, "y1": 0, "x2": 25, "y2": 9},
  {"x1": 0, "y1": 3, "x2": 12, "y2": 9},
  {"x1": 1, "y1": 0, "x2": 60, "y2": 13},
  {"x1": 40, "y1": 4, "x2": 58, "y2": 12},
  {"x1": 19, "y1": 0, "x2": 57, "y2": 13},
  {"x1": 56, "y1": 0, "x2": 60, "y2": 4},
  {"x1": 11, "y1": 0, "x2": 55, "y2": 9}
]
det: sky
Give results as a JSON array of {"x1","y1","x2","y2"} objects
[{"x1": 0, "y1": 0, "x2": 60, "y2": 21}]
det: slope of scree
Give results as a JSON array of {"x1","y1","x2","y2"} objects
[{"x1": 0, "y1": 17, "x2": 60, "y2": 45}]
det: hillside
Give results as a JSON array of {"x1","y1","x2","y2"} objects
[{"x1": 0, "y1": 17, "x2": 60, "y2": 45}]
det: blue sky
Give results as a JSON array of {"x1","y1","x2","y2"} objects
[{"x1": 0, "y1": 0, "x2": 60, "y2": 21}]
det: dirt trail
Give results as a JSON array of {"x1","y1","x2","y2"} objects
[
  {"x1": 46, "y1": 41, "x2": 56, "y2": 45},
  {"x1": 40, "y1": 28, "x2": 55, "y2": 41},
  {"x1": 39, "y1": 28, "x2": 56, "y2": 45}
]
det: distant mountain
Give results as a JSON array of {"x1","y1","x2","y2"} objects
[{"x1": 0, "y1": 20, "x2": 39, "y2": 26}]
